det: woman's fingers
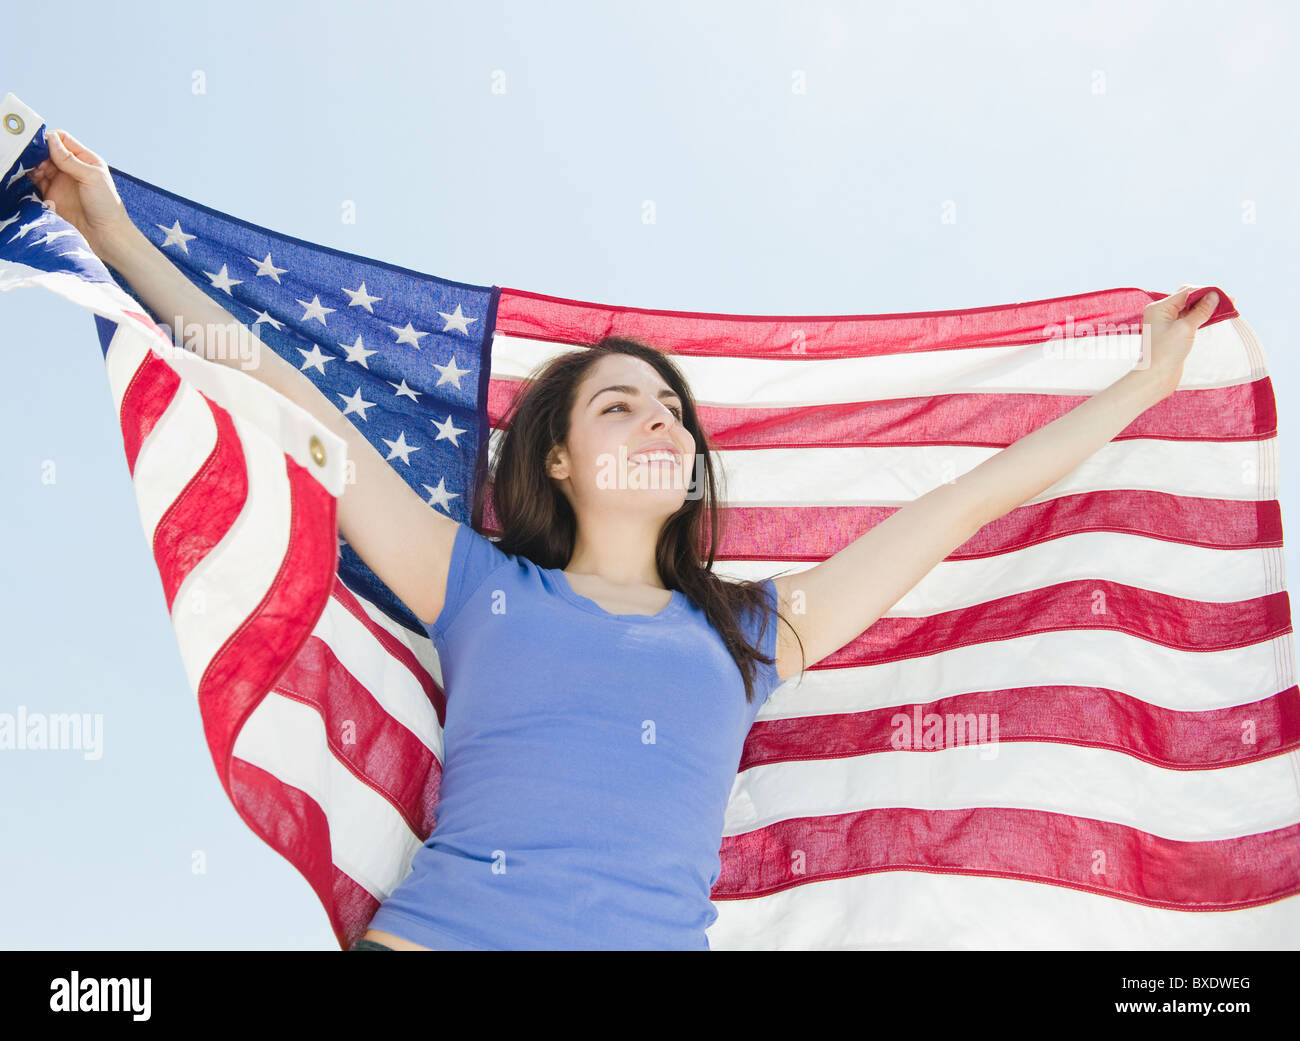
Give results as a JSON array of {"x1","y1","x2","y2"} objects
[
  {"x1": 50, "y1": 129, "x2": 100, "y2": 166},
  {"x1": 1185, "y1": 289, "x2": 1219, "y2": 325},
  {"x1": 46, "y1": 130, "x2": 96, "y2": 179},
  {"x1": 1150, "y1": 284, "x2": 1210, "y2": 320}
]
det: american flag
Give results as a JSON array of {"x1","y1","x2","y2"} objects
[{"x1": 3, "y1": 92, "x2": 1298, "y2": 949}]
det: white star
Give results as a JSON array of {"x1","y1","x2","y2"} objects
[
  {"x1": 11, "y1": 213, "x2": 53, "y2": 240},
  {"x1": 5, "y1": 161, "x2": 33, "y2": 191},
  {"x1": 297, "y1": 344, "x2": 333, "y2": 375},
  {"x1": 250, "y1": 252, "x2": 288, "y2": 282},
  {"x1": 0, "y1": 213, "x2": 19, "y2": 234},
  {"x1": 337, "y1": 386, "x2": 376, "y2": 419},
  {"x1": 339, "y1": 334, "x2": 378, "y2": 368},
  {"x1": 33, "y1": 228, "x2": 79, "y2": 247},
  {"x1": 298, "y1": 295, "x2": 336, "y2": 325},
  {"x1": 60, "y1": 246, "x2": 100, "y2": 262},
  {"x1": 204, "y1": 264, "x2": 243, "y2": 295},
  {"x1": 390, "y1": 321, "x2": 428, "y2": 348},
  {"x1": 423, "y1": 476, "x2": 459, "y2": 513},
  {"x1": 433, "y1": 354, "x2": 471, "y2": 389},
  {"x1": 157, "y1": 219, "x2": 197, "y2": 253},
  {"x1": 249, "y1": 308, "x2": 284, "y2": 331},
  {"x1": 438, "y1": 303, "x2": 477, "y2": 335},
  {"x1": 344, "y1": 282, "x2": 382, "y2": 311},
  {"x1": 389, "y1": 379, "x2": 420, "y2": 402},
  {"x1": 432, "y1": 413, "x2": 467, "y2": 447},
  {"x1": 382, "y1": 430, "x2": 421, "y2": 465}
]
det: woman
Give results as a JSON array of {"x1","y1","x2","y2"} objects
[{"x1": 29, "y1": 128, "x2": 1221, "y2": 950}]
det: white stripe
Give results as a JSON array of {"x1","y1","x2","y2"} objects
[
  {"x1": 131, "y1": 382, "x2": 219, "y2": 542},
  {"x1": 103, "y1": 319, "x2": 151, "y2": 416},
  {"x1": 231, "y1": 693, "x2": 422, "y2": 900},
  {"x1": 715, "y1": 532, "x2": 1285, "y2": 613},
  {"x1": 347, "y1": 588, "x2": 444, "y2": 691},
  {"x1": 707, "y1": 874, "x2": 1300, "y2": 949},
  {"x1": 748, "y1": 628, "x2": 1293, "y2": 720},
  {"x1": 170, "y1": 413, "x2": 292, "y2": 695},
  {"x1": 314, "y1": 596, "x2": 444, "y2": 763},
  {"x1": 490, "y1": 318, "x2": 1250, "y2": 406},
  {"x1": 487, "y1": 428, "x2": 1277, "y2": 506},
  {"x1": 723, "y1": 739, "x2": 1300, "y2": 839}
]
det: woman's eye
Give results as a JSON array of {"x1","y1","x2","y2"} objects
[{"x1": 602, "y1": 402, "x2": 683, "y2": 419}]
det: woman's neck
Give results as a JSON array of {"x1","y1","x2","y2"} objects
[{"x1": 564, "y1": 517, "x2": 667, "y2": 589}]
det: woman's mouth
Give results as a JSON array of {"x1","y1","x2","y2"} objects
[{"x1": 629, "y1": 450, "x2": 680, "y2": 469}]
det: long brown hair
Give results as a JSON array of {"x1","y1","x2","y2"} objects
[{"x1": 471, "y1": 335, "x2": 806, "y2": 704}]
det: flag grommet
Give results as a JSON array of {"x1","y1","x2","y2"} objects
[
  {"x1": 3, "y1": 112, "x2": 24, "y2": 135},
  {"x1": 309, "y1": 435, "x2": 326, "y2": 467}
]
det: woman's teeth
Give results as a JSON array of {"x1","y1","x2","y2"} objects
[{"x1": 630, "y1": 451, "x2": 678, "y2": 466}]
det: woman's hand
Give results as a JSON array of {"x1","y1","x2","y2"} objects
[
  {"x1": 26, "y1": 129, "x2": 137, "y2": 266},
  {"x1": 1139, "y1": 284, "x2": 1221, "y2": 395}
]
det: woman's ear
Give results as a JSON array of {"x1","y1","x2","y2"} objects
[{"x1": 546, "y1": 444, "x2": 568, "y2": 481}]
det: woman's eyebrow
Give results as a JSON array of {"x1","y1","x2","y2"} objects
[{"x1": 587, "y1": 384, "x2": 682, "y2": 407}]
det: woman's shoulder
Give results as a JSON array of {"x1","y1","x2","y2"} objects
[
  {"x1": 456, "y1": 525, "x2": 525, "y2": 570},
  {"x1": 429, "y1": 525, "x2": 538, "y2": 637}
]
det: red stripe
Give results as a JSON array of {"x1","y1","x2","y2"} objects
[
  {"x1": 822, "y1": 583, "x2": 1291, "y2": 667},
  {"x1": 707, "y1": 493, "x2": 1282, "y2": 562},
  {"x1": 197, "y1": 453, "x2": 339, "y2": 781},
  {"x1": 229, "y1": 757, "x2": 341, "y2": 934},
  {"x1": 487, "y1": 376, "x2": 1277, "y2": 444},
  {"x1": 118, "y1": 348, "x2": 182, "y2": 475},
  {"x1": 330, "y1": 580, "x2": 446, "y2": 725},
  {"x1": 274, "y1": 631, "x2": 443, "y2": 841},
  {"x1": 741, "y1": 685, "x2": 1300, "y2": 772},
  {"x1": 153, "y1": 397, "x2": 247, "y2": 611},
  {"x1": 330, "y1": 870, "x2": 384, "y2": 952},
  {"x1": 712, "y1": 806, "x2": 1300, "y2": 909},
  {"x1": 494, "y1": 285, "x2": 1238, "y2": 358},
  {"x1": 327, "y1": 868, "x2": 382, "y2": 951},
  {"x1": 228, "y1": 756, "x2": 381, "y2": 951}
]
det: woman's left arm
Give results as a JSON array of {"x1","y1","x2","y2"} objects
[{"x1": 770, "y1": 285, "x2": 1222, "y2": 685}]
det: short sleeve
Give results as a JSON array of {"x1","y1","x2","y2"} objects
[
  {"x1": 428, "y1": 524, "x2": 511, "y2": 639},
  {"x1": 738, "y1": 577, "x2": 784, "y2": 712}
]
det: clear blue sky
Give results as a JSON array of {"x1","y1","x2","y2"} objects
[{"x1": 2, "y1": 0, "x2": 1297, "y2": 950}]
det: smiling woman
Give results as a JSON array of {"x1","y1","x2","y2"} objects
[
  {"x1": 483, "y1": 335, "x2": 806, "y2": 701},
  {"x1": 352, "y1": 335, "x2": 812, "y2": 951}
]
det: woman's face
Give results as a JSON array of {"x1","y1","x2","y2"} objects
[{"x1": 547, "y1": 353, "x2": 698, "y2": 520}]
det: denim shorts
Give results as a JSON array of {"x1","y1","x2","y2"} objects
[{"x1": 350, "y1": 938, "x2": 395, "y2": 951}]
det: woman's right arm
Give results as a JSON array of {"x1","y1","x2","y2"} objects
[{"x1": 32, "y1": 131, "x2": 459, "y2": 627}]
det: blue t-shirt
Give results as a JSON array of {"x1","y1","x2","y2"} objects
[{"x1": 367, "y1": 523, "x2": 784, "y2": 950}]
